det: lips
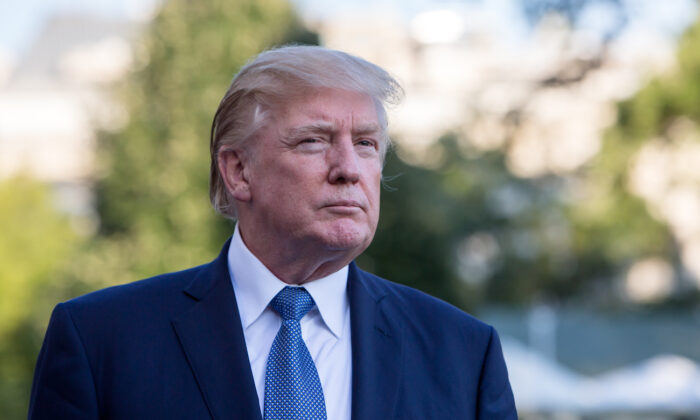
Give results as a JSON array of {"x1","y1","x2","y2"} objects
[
  {"x1": 323, "y1": 199, "x2": 365, "y2": 212},
  {"x1": 328, "y1": 199, "x2": 362, "y2": 207}
]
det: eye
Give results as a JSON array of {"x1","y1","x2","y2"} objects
[
  {"x1": 355, "y1": 139, "x2": 380, "y2": 158},
  {"x1": 296, "y1": 137, "x2": 327, "y2": 152},
  {"x1": 356, "y1": 139, "x2": 378, "y2": 149}
]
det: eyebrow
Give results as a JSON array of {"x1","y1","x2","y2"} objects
[
  {"x1": 284, "y1": 122, "x2": 334, "y2": 139},
  {"x1": 285, "y1": 121, "x2": 382, "y2": 138},
  {"x1": 353, "y1": 122, "x2": 383, "y2": 136}
]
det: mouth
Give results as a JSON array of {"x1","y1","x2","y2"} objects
[{"x1": 323, "y1": 200, "x2": 365, "y2": 213}]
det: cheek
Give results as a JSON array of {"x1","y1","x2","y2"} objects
[
  {"x1": 366, "y1": 166, "x2": 382, "y2": 203},
  {"x1": 369, "y1": 183, "x2": 381, "y2": 206},
  {"x1": 265, "y1": 166, "x2": 323, "y2": 207}
]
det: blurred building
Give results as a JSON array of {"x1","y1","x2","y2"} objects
[{"x1": 0, "y1": 15, "x2": 139, "y2": 220}]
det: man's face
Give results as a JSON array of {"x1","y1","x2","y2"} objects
[{"x1": 239, "y1": 88, "x2": 383, "y2": 264}]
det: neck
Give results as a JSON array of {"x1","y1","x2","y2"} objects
[{"x1": 237, "y1": 225, "x2": 356, "y2": 285}]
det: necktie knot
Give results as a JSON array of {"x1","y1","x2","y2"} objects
[{"x1": 270, "y1": 286, "x2": 315, "y2": 321}]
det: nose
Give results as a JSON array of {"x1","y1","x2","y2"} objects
[{"x1": 328, "y1": 138, "x2": 360, "y2": 184}]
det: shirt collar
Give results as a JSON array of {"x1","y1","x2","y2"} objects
[{"x1": 227, "y1": 224, "x2": 348, "y2": 339}]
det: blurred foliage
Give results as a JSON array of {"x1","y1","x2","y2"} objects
[
  {"x1": 80, "y1": 0, "x2": 317, "y2": 289},
  {"x1": 363, "y1": 131, "x2": 674, "y2": 310},
  {"x1": 589, "y1": 16, "x2": 700, "y2": 297},
  {"x1": 608, "y1": 18, "x2": 700, "y2": 146},
  {"x1": 366, "y1": 18, "x2": 700, "y2": 310},
  {"x1": 520, "y1": 0, "x2": 627, "y2": 39},
  {"x1": 0, "y1": 177, "x2": 82, "y2": 417},
  {"x1": 363, "y1": 12, "x2": 700, "y2": 312}
]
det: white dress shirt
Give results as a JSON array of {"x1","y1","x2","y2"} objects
[{"x1": 227, "y1": 225, "x2": 352, "y2": 420}]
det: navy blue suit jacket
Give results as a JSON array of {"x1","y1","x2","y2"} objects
[{"x1": 29, "y1": 241, "x2": 516, "y2": 419}]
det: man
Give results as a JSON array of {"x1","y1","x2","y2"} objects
[{"x1": 29, "y1": 45, "x2": 517, "y2": 419}]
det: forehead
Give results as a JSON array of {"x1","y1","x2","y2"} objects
[{"x1": 275, "y1": 88, "x2": 382, "y2": 132}]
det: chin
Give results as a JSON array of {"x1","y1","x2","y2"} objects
[{"x1": 320, "y1": 224, "x2": 373, "y2": 253}]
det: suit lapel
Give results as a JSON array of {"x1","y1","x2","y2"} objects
[
  {"x1": 348, "y1": 263, "x2": 403, "y2": 420},
  {"x1": 171, "y1": 241, "x2": 262, "y2": 420}
]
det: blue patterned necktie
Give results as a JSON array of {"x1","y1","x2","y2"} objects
[{"x1": 264, "y1": 286, "x2": 327, "y2": 420}]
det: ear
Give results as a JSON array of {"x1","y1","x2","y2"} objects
[{"x1": 218, "y1": 146, "x2": 252, "y2": 202}]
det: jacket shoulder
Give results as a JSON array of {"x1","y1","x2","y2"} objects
[
  {"x1": 355, "y1": 267, "x2": 495, "y2": 340},
  {"x1": 351, "y1": 266, "x2": 517, "y2": 419},
  {"x1": 61, "y1": 263, "x2": 207, "y2": 321}
]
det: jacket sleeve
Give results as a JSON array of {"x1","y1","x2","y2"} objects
[
  {"x1": 477, "y1": 326, "x2": 518, "y2": 420},
  {"x1": 28, "y1": 303, "x2": 99, "y2": 420}
]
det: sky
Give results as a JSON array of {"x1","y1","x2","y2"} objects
[
  {"x1": 0, "y1": 0, "x2": 160, "y2": 57},
  {"x1": 0, "y1": 0, "x2": 697, "y2": 60}
]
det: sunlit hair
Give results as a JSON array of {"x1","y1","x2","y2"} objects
[{"x1": 209, "y1": 44, "x2": 404, "y2": 219}]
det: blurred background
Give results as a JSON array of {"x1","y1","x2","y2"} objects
[{"x1": 2, "y1": 0, "x2": 700, "y2": 418}]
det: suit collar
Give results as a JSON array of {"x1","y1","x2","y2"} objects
[
  {"x1": 227, "y1": 226, "x2": 349, "y2": 339},
  {"x1": 181, "y1": 239, "x2": 231, "y2": 300},
  {"x1": 348, "y1": 262, "x2": 403, "y2": 420},
  {"x1": 174, "y1": 243, "x2": 404, "y2": 420},
  {"x1": 173, "y1": 240, "x2": 262, "y2": 420}
]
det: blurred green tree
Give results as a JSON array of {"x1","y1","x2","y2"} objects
[
  {"x1": 366, "y1": 17, "x2": 700, "y2": 310},
  {"x1": 585, "y1": 16, "x2": 700, "y2": 302},
  {"x1": 365, "y1": 125, "x2": 676, "y2": 310},
  {"x1": 79, "y1": 0, "x2": 317, "y2": 289},
  {"x1": 364, "y1": 135, "x2": 596, "y2": 309},
  {"x1": 0, "y1": 177, "x2": 81, "y2": 417}
]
